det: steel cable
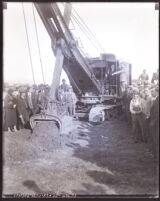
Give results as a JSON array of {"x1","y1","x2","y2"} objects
[
  {"x1": 71, "y1": 14, "x2": 100, "y2": 54},
  {"x1": 61, "y1": 3, "x2": 102, "y2": 55},
  {"x1": 22, "y1": 3, "x2": 36, "y2": 85},
  {"x1": 72, "y1": 6, "x2": 106, "y2": 53},
  {"x1": 32, "y1": 3, "x2": 45, "y2": 84}
]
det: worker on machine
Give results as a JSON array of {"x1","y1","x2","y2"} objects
[
  {"x1": 112, "y1": 62, "x2": 128, "y2": 97},
  {"x1": 138, "y1": 69, "x2": 149, "y2": 85},
  {"x1": 59, "y1": 79, "x2": 69, "y2": 93}
]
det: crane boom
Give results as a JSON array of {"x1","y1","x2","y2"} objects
[{"x1": 34, "y1": 2, "x2": 101, "y2": 99}]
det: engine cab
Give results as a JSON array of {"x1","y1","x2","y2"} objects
[{"x1": 78, "y1": 53, "x2": 132, "y2": 105}]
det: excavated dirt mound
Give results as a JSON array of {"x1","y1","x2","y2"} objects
[{"x1": 3, "y1": 116, "x2": 76, "y2": 165}]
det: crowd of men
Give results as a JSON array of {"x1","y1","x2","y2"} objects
[
  {"x1": 3, "y1": 69, "x2": 159, "y2": 160},
  {"x1": 3, "y1": 84, "x2": 50, "y2": 132},
  {"x1": 3, "y1": 79, "x2": 77, "y2": 133},
  {"x1": 123, "y1": 69, "x2": 159, "y2": 161}
]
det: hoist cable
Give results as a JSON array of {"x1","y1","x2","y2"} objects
[
  {"x1": 72, "y1": 6, "x2": 106, "y2": 53},
  {"x1": 22, "y1": 3, "x2": 36, "y2": 85},
  {"x1": 71, "y1": 13, "x2": 100, "y2": 50},
  {"x1": 61, "y1": 3, "x2": 100, "y2": 54},
  {"x1": 71, "y1": 12, "x2": 103, "y2": 54},
  {"x1": 71, "y1": 14, "x2": 100, "y2": 54},
  {"x1": 32, "y1": 3, "x2": 45, "y2": 84},
  {"x1": 71, "y1": 12, "x2": 104, "y2": 53}
]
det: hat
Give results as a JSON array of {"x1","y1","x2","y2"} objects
[
  {"x1": 18, "y1": 87, "x2": 26, "y2": 93},
  {"x1": 8, "y1": 88, "x2": 14, "y2": 95},
  {"x1": 132, "y1": 87, "x2": 139, "y2": 94}
]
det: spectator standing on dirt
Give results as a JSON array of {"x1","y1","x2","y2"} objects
[
  {"x1": 64, "y1": 86, "x2": 77, "y2": 116},
  {"x1": 4, "y1": 89, "x2": 18, "y2": 132},
  {"x1": 12, "y1": 90, "x2": 21, "y2": 131},
  {"x1": 141, "y1": 88, "x2": 152, "y2": 143},
  {"x1": 57, "y1": 87, "x2": 65, "y2": 103},
  {"x1": 32, "y1": 87, "x2": 40, "y2": 115},
  {"x1": 17, "y1": 91, "x2": 31, "y2": 130},
  {"x1": 130, "y1": 91, "x2": 144, "y2": 143},
  {"x1": 26, "y1": 87, "x2": 34, "y2": 117},
  {"x1": 124, "y1": 86, "x2": 133, "y2": 126},
  {"x1": 44, "y1": 86, "x2": 51, "y2": 110},
  {"x1": 37, "y1": 88, "x2": 46, "y2": 112},
  {"x1": 3, "y1": 90, "x2": 7, "y2": 131},
  {"x1": 149, "y1": 87, "x2": 159, "y2": 160},
  {"x1": 70, "y1": 86, "x2": 77, "y2": 116}
]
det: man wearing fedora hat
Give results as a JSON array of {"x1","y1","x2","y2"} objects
[{"x1": 17, "y1": 91, "x2": 30, "y2": 130}]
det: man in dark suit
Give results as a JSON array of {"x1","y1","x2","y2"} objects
[
  {"x1": 26, "y1": 87, "x2": 34, "y2": 117},
  {"x1": 17, "y1": 91, "x2": 30, "y2": 130},
  {"x1": 149, "y1": 87, "x2": 159, "y2": 160},
  {"x1": 124, "y1": 86, "x2": 133, "y2": 126}
]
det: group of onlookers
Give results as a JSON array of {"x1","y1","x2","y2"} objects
[
  {"x1": 3, "y1": 84, "x2": 50, "y2": 132},
  {"x1": 123, "y1": 69, "x2": 159, "y2": 161},
  {"x1": 3, "y1": 69, "x2": 159, "y2": 160},
  {"x1": 3, "y1": 80, "x2": 77, "y2": 133}
]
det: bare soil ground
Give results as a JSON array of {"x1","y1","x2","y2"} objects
[{"x1": 2, "y1": 116, "x2": 159, "y2": 197}]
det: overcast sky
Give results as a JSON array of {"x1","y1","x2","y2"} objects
[{"x1": 3, "y1": 2, "x2": 159, "y2": 85}]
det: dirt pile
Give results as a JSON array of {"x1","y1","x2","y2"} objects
[
  {"x1": 3, "y1": 116, "x2": 76, "y2": 165},
  {"x1": 4, "y1": 129, "x2": 39, "y2": 164}
]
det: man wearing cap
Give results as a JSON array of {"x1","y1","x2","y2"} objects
[
  {"x1": 141, "y1": 88, "x2": 152, "y2": 143},
  {"x1": 130, "y1": 91, "x2": 144, "y2": 143},
  {"x1": 59, "y1": 79, "x2": 69, "y2": 93},
  {"x1": 64, "y1": 86, "x2": 77, "y2": 116},
  {"x1": 17, "y1": 91, "x2": 30, "y2": 130}
]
